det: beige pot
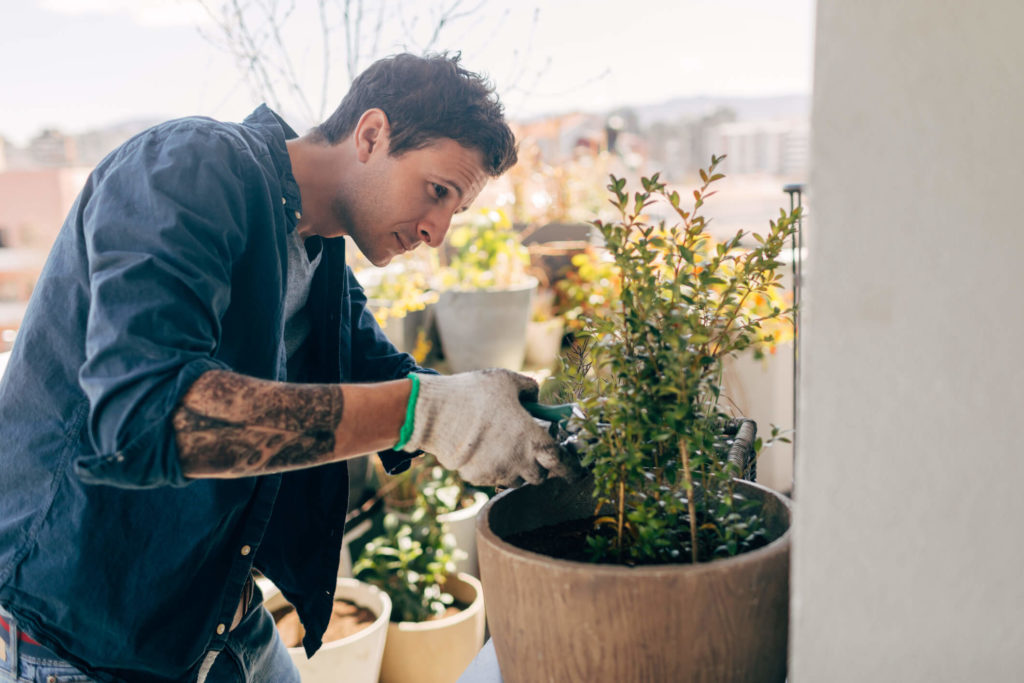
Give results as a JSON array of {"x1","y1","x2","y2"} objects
[
  {"x1": 476, "y1": 476, "x2": 791, "y2": 683},
  {"x1": 261, "y1": 577, "x2": 392, "y2": 683},
  {"x1": 379, "y1": 572, "x2": 486, "y2": 683}
]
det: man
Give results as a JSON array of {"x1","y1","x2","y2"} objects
[{"x1": 0, "y1": 53, "x2": 579, "y2": 682}]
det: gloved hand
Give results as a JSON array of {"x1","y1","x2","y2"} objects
[{"x1": 400, "y1": 369, "x2": 585, "y2": 487}]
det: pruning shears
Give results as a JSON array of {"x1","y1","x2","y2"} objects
[
  {"x1": 520, "y1": 401, "x2": 579, "y2": 427},
  {"x1": 520, "y1": 400, "x2": 593, "y2": 466}
]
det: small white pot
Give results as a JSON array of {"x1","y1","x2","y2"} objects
[
  {"x1": 524, "y1": 317, "x2": 565, "y2": 369},
  {"x1": 261, "y1": 577, "x2": 392, "y2": 683},
  {"x1": 379, "y1": 572, "x2": 486, "y2": 683},
  {"x1": 438, "y1": 491, "x2": 489, "y2": 578}
]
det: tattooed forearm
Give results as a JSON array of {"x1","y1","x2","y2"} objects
[{"x1": 175, "y1": 370, "x2": 345, "y2": 477}]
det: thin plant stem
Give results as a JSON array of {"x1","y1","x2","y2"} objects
[
  {"x1": 617, "y1": 475, "x2": 626, "y2": 563},
  {"x1": 680, "y1": 438, "x2": 699, "y2": 564}
]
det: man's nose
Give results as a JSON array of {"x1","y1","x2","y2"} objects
[{"x1": 417, "y1": 208, "x2": 454, "y2": 248}]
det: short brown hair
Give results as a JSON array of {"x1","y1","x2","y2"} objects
[{"x1": 316, "y1": 52, "x2": 518, "y2": 176}]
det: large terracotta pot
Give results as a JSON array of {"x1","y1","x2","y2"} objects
[
  {"x1": 379, "y1": 572, "x2": 486, "y2": 683},
  {"x1": 476, "y1": 475, "x2": 791, "y2": 683}
]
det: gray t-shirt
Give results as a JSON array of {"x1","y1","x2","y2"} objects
[{"x1": 282, "y1": 228, "x2": 322, "y2": 375}]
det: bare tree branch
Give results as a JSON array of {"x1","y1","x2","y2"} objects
[
  {"x1": 318, "y1": 0, "x2": 331, "y2": 116},
  {"x1": 195, "y1": 0, "x2": 596, "y2": 125},
  {"x1": 422, "y1": 0, "x2": 488, "y2": 52}
]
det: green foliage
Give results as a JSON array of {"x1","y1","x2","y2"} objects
[
  {"x1": 442, "y1": 209, "x2": 531, "y2": 289},
  {"x1": 553, "y1": 248, "x2": 621, "y2": 333},
  {"x1": 565, "y1": 156, "x2": 800, "y2": 566},
  {"x1": 353, "y1": 468, "x2": 464, "y2": 623}
]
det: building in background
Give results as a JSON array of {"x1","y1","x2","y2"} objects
[{"x1": 710, "y1": 118, "x2": 810, "y2": 176}]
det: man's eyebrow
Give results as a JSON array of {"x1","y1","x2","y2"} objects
[{"x1": 441, "y1": 178, "x2": 464, "y2": 200}]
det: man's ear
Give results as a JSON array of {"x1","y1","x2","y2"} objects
[{"x1": 353, "y1": 108, "x2": 391, "y2": 163}]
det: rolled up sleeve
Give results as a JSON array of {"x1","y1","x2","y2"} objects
[
  {"x1": 343, "y1": 269, "x2": 438, "y2": 475},
  {"x1": 73, "y1": 125, "x2": 253, "y2": 488}
]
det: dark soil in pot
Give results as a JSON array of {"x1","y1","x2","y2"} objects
[
  {"x1": 506, "y1": 510, "x2": 772, "y2": 565},
  {"x1": 272, "y1": 600, "x2": 376, "y2": 648},
  {"x1": 504, "y1": 517, "x2": 596, "y2": 562}
]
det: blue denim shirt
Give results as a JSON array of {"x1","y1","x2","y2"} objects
[{"x1": 0, "y1": 105, "x2": 425, "y2": 682}]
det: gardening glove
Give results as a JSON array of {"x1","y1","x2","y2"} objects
[{"x1": 399, "y1": 369, "x2": 585, "y2": 487}]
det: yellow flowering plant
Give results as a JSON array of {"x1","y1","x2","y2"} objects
[
  {"x1": 367, "y1": 269, "x2": 438, "y2": 328},
  {"x1": 440, "y1": 208, "x2": 531, "y2": 290}
]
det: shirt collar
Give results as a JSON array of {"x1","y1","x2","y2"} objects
[{"x1": 244, "y1": 104, "x2": 303, "y2": 232}]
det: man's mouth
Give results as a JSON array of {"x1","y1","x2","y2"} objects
[{"x1": 395, "y1": 232, "x2": 419, "y2": 254}]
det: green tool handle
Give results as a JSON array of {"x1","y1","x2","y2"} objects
[{"x1": 521, "y1": 401, "x2": 576, "y2": 424}]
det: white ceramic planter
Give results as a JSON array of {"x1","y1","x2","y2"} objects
[
  {"x1": 434, "y1": 277, "x2": 537, "y2": 373},
  {"x1": 438, "y1": 491, "x2": 489, "y2": 578},
  {"x1": 379, "y1": 572, "x2": 486, "y2": 683},
  {"x1": 261, "y1": 577, "x2": 392, "y2": 683}
]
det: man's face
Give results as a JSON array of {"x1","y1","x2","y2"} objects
[{"x1": 333, "y1": 136, "x2": 489, "y2": 267}]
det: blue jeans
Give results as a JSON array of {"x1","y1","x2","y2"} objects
[{"x1": 0, "y1": 584, "x2": 300, "y2": 683}]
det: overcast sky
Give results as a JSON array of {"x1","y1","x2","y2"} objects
[{"x1": 1, "y1": 0, "x2": 815, "y2": 146}]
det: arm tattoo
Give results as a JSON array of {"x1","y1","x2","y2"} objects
[{"x1": 175, "y1": 370, "x2": 345, "y2": 477}]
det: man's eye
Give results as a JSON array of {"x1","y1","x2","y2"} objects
[{"x1": 433, "y1": 183, "x2": 449, "y2": 199}]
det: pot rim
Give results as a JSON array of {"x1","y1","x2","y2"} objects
[
  {"x1": 437, "y1": 490, "x2": 490, "y2": 524},
  {"x1": 262, "y1": 577, "x2": 393, "y2": 653},
  {"x1": 390, "y1": 490, "x2": 489, "y2": 523},
  {"x1": 438, "y1": 275, "x2": 539, "y2": 295},
  {"x1": 477, "y1": 478, "x2": 792, "y2": 578},
  {"x1": 390, "y1": 572, "x2": 484, "y2": 633}
]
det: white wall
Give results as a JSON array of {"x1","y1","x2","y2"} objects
[{"x1": 793, "y1": 2, "x2": 1024, "y2": 680}]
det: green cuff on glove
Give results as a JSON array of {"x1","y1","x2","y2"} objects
[{"x1": 393, "y1": 372, "x2": 420, "y2": 450}]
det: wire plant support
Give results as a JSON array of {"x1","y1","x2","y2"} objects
[{"x1": 783, "y1": 183, "x2": 804, "y2": 494}]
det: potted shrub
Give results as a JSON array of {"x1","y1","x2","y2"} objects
[
  {"x1": 476, "y1": 157, "x2": 800, "y2": 682},
  {"x1": 261, "y1": 577, "x2": 392, "y2": 683},
  {"x1": 433, "y1": 208, "x2": 537, "y2": 372},
  {"x1": 354, "y1": 477, "x2": 486, "y2": 683}
]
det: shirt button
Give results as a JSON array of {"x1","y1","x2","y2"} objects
[
  {"x1": 240, "y1": 545, "x2": 251, "y2": 556},
  {"x1": 294, "y1": 210, "x2": 302, "y2": 220},
  {"x1": 282, "y1": 197, "x2": 287, "y2": 205},
  {"x1": 216, "y1": 623, "x2": 226, "y2": 635}
]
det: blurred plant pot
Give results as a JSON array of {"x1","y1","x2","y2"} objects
[
  {"x1": 371, "y1": 304, "x2": 432, "y2": 355},
  {"x1": 439, "y1": 491, "x2": 489, "y2": 578},
  {"x1": 379, "y1": 572, "x2": 486, "y2": 683},
  {"x1": 262, "y1": 577, "x2": 392, "y2": 683},
  {"x1": 434, "y1": 277, "x2": 537, "y2": 373},
  {"x1": 521, "y1": 222, "x2": 595, "y2": 286},
  {"x1": 476, "y1": 476, "x2": 791, "y2": 683},
  {"x1": 524, "y1": 317, "x2": 565, "y2": 370}
]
